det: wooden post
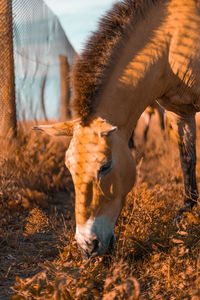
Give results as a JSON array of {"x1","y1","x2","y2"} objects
[
  {"x1": 59, "y1": 55, "x2": 71, "y2": 121},
  {"x1": 0, "y1": 0, "x2": 17, "y2": 137}
]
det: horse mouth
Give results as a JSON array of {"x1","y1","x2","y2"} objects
[{"x1": 80, "y1": 234, "x2": 115, "y2": 259}]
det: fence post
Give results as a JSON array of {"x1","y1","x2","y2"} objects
[
  {"x1": 59, "y1": 55, "x2": 71, "y2": 121},
  {"x1": 0, "y1": 0, "x2": 17, "y2": 137}
]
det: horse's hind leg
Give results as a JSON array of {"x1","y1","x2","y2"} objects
[{"x1": 167, "y1": 112, "x2": 198, "y2": 220}]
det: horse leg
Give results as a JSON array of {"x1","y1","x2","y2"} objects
[
  {"x1": 143, "y1": 112, "x2": 152, "y2": 143},
  {"x1": 157, "y1": 105, "x2": 165, "y2": 131},
  {"x1": 128, "y1": 130, "x2": 135, "y2": 149},
  {"x1": 167, "y1": 112, "x2": 198, "y2": 221},
  {"x1": 178, "y1": 114, "x2": 198, "y2": 215},
  {"x1": 129, "y1": 110, "x2": 153, "y2": 148}
]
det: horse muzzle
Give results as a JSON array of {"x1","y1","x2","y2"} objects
[
  {"x1": 75, "y1": 216, "x2": 115, "y2": 258},
  {"x1": 77, "y1": 234, "x2": 115, "y2": 259}
]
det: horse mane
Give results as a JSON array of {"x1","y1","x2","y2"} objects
[{"x1": 72, "y1": 0, "x2": 160, "y2": 123}]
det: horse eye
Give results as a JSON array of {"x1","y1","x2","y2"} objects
[{"x1": 97, "y1": 160, "x2": 113, "y2": 181}]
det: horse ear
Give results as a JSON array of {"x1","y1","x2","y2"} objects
[
  {"x1": 100, "y1": 126, "x2": 118, "y2": 137},
  {"x1": 96, "y1": 119, "x2": 117, "y2": 137},
  {"x1": 32, "y1": 120, "x2": 78, "y2": 136}
]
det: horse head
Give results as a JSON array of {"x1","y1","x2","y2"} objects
[{"x1": 33, "y1": 117, "x2": 136, "y2": 258}]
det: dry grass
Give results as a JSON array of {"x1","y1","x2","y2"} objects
[{"x1": 1, "y1": 116, "x2": 200, "y2": 299}]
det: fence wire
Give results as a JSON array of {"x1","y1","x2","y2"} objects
[{"x1": 0, "y1": 0, "x2": 77, "y2": 128}]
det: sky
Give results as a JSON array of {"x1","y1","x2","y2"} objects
[{"x1": 44, "y1": 0, "x2": 118, "y2": 53}]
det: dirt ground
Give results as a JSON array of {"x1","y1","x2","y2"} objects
[{"x1": 1, "y1": 114, "x2": 200, "y2": 299}]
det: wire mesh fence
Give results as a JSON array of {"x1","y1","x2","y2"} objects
[{"x1": 0, "y1": 0, "x2": 77, "y2": 136}]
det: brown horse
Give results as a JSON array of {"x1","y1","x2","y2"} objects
[{"x1": 34, "y1": 0, "x2": 200, "y2": 258}]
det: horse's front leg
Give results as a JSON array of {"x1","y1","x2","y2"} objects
[
  {"x1": 167, "y1": 112, "x2": 198, "y2": 221},
  {"x1": 178, "y1": 115, "x2": 198, "y2": 215}
]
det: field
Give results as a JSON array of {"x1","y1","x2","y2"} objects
[{"x1": 1, "y1": 114, "x2": 200, "y2": 299}]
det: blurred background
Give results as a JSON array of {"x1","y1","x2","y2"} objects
[
  {"x1": 0, "y1": 0, "x2": 117, "y2": 135},
  {"x1": 44, "y1": 0, "x2": 117, "y2": 53}
]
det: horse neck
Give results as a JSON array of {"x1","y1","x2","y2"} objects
[{"x1": 95, "y1": 1, "x2": 171, "y2": 141}]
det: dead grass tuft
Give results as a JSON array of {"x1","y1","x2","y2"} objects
[{"x1": 25, "y1": 207, "x2": 49, "y2": 235}]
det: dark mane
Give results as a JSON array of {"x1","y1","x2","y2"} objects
[{"x1": 72, "y1": 0, "x2": 160, "y2": 122}]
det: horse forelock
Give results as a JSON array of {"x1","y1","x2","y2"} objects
[{"x1": 72, "y1": 0, "x2": 161, "y2": 123}]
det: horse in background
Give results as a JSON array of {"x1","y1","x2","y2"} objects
[{"x1": 128, "y1": 101, "x2": 165, "y2": 148}]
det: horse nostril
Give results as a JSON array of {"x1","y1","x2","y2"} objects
[{"x1": 91, "y1": 239, "x2": 100, "y2": 254}]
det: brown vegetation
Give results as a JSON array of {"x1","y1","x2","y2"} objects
[{"x1": 1, "y1": 115, "x2": 200, "y2": 299}]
